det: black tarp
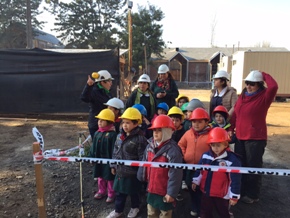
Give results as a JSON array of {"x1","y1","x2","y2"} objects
[{"x1": 0, "y1": 48, "x2": 119, "y2": 114}]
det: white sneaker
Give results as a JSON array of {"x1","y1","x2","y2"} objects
[
  {"x1": 127, "y1": 208, "x2": 139, "y2": 218},
  {"x1": 106, "y1": 210, "x2": 123, "y2": 218},
  {"x1": 190, "y1": 211, "x2": 197, "y2": 216},
  {"x1": 182, "y1": 180, "x2": 188, "y2": 190}
]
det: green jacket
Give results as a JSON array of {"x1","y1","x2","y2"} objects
[{"x1": 89, "y1": 130, "x2": 117, "y2": 180}]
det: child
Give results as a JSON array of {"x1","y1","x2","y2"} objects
[
  {"x1": 192, "y1": 127, "x2": 241, "y2": 218},
  {"x1": 167, "y1": 106, "x2": 187, "y2": 200},
  {"x1": 107, "y1": 107, "x2": 148, "y2": 218},
  {"x1": 137, "y1": 115, "x2": 183, "y2": 218},
  {"x1": 183, "y1": 98, "x2": 205, "y2": 131},
  {"x1": 178, "y1": 108, "x2": 211, "y2": 217},
  {"x1": 151, "y1": 102, "x2": 169, "y2": 125},
  {"x1": 210, "y1": 105, "x2": 236, "y2": 151},
  {"x1": 104, "y1": 97, "x2": 124, "y2": 134},
  {"x1": 132, "y1": 103, "x2": 153, "y2": 139},
  {"x1": 89, "y1": 108, "x2": 118, "y2": 203},
  {"x1": 167, "y1": 106, "x2": 185, "y2": 143},
  {"x1": 176, "y1": 94, "x2": 189, "y2": 108},
  {"x1": 210, "y1": 105, "x2": 231, "y2": 129}
]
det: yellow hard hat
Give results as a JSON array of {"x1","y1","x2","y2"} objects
[
  {"x1": 121, "y1": 107, "x2": 142, "y2": 124},
  {"x1": 167, "y1": 106, "x2": 184, "y2": 119},
  {"x1": 176, "y1": 94, "x2": 189, "y2": 103},
  {"x1": 95, "y1": 108, "x2": 115, "y2": 122}
]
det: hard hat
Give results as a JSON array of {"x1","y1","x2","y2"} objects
[
  {"x1": 104, "y1": 97, "x2": 124, "y2": 109},
  {"x1": 92, "y1": 70, "x2": 114, "y2": 82},
  {"x1": 186, "y1": 98, "x2": 205, "y2": 111},
  {"x1": 207, "y1": 127, "x2": 230, "y2": 144},
  {"x1": 176, "y1": 94, "x2": 189, "y2": 103},
  {"x1": 95, "y1": 108, "x2": 115, "y2": 122},
  {"x1": 137, "y1": 74, "x2": 151, "y2": 83},
  {"x1": 132, "y1": 104, "x2": 147, "y2": 116},
  {"x1": 121, "y1": 107, "x2": 142, "y2": 124},
  {"x1": 158, "y1": 64, "x2": 169, "y2": 74},
  {"x1": 180, "y1": 102, "x2": 189, "y2": 112},
  {"x1": 189, "y1": 108, "x2": 210, "y2": 121},
  {"x1": 149, "y1": 115, "x2": 175, "y2": 130},
  {"x1": 212, "y1": 105, "x2": 229, "y2": 118},
  {"x1": 167, "y1": 106, "x2": 184, "y2": 119},
  {"x1": 244, "y1": 70, "x2": 263, "y2": 82},
  {"x1": 213, "y1": 70, "x2": 230, "y2": 81},
  {"x1": 157, "y1": 102, "x2": 169, "y2": 112}
]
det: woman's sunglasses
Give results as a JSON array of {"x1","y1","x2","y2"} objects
[{"x1": 245, "y1": 81, "x2": 256, "y2": 86}]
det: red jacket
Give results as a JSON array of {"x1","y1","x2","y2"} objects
[
  {"x1": 137, "y1": 139, "x2": 183, "y2": 198},
  {"x1": 230, "y1": 72, "x2": 278, "y2": 140}
]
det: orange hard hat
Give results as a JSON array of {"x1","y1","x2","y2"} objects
[
  {"x1": 189, "y1": 108, "x2": 210, "y2": 121},
  {"x1": 149, "y1": 115, "x2": 175, "y2": 130},
  {"x1": 207, "y1": 127, "x2": 230, "y2": 144}
]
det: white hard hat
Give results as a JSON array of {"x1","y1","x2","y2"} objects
[
  {"x1": 137, "y1": 74, "x2": 151, "y2": 83},
  {"x1": 158, "y1": 64, "x2": 169, "y2": 74},
  {"x1": 244, "y1": 70, "x2": 263, "y2": 82},
  {"x1": 213, "y1": 70, "x2": 230, "y2": 80},
  {"x1": 104, "y1": 97, "x2": 124, "y2": 109},
  {"x1": 93, "y1": 70, "x2": 114, "y2": 82}
]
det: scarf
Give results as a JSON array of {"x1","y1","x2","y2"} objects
[
  {"x1": 97, "y1": 83, "x2": 110, "y2": 94},
  {"x1": 156, "y1": 77, "x2": 170, "y2": 90},
  {"x1": 98, "y1": 123, "x2": 115, "y2": 132},
  {"x1": 134, "y1": 88, "x2": 155, "y2": 117}
]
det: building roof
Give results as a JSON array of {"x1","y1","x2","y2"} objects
[
  {"x1": 151, "y1": 47, "x2": 289, "y2": 61},
  {"x1": 34, "y1": 29, "x2": 64, "y2": 48}
]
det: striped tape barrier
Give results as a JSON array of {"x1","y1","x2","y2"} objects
[{"x1": 34, "y1": 154, "x2": 290, "y2": 176}]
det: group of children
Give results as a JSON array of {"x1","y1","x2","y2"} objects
[{"x1": 88, "y1": 94, "x2": 241, "y2": 218}]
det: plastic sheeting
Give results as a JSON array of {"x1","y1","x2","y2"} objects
[{"x1": 0, "y1": 48, "x2": 119, "y2": 114}]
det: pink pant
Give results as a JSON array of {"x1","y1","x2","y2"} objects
[{"x1": 97, "y1": 177, "x2": 115, "y2": 198}]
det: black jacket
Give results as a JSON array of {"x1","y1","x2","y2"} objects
[{"x1": 80, "y1": 83, "x2": 112, "y2": 128}]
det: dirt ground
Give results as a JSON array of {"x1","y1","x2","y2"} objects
[{"x1": 0, "y1": 89, "x2": 290, "y2": 218}]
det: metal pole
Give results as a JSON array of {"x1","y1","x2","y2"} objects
[{"x1": 26, "y1": 0, "x2": 33, "y2": 48}]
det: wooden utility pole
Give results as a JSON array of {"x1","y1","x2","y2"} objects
[
  {"x1": 26, "y1": 0, "x2": 33, "y2": 48},
  {"x1": 143, "y1": 44, "x2": 147, "y2": 73},
  {"x1": 128, "y1": 1, "x2": 133, "y2": 72}
]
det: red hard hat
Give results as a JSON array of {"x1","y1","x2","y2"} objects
[
  {"x1": 189, "y1": 108, "x2": 210, "y2": 121},
  {"x1": 212, "y1": 105, "x2": 229, "y2": 117},
  {"x1": 207, "y1": 127, "x2": 230, "y2": 143},
  {"x1": 149, "y1": 115, "x2": 175, "y2": 130}
]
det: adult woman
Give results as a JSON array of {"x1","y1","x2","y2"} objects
[
  {"x1": 151, "y1": 64, "x2": 179, "y2": 109},
  {"x1": 209, "y1": 70, "x2": 238, "y2": 120},
  {"x1": 125, "y1": 74, "x2": 156, "y2": 121},
  {"x1": 81, "y1": 70, "x2": 114, "y2": 139},
  {"x1": 230, "y1": 70, "x2": 278, "y2": 204}
]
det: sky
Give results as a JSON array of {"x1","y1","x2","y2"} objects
[{"x1": 37, "y1": 0, "x2": 290, "y2": 50}]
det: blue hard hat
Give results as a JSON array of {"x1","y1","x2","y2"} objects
[
  {"x1": 132, "y1": 104, "x2": 147, "y2": 116},
  {"x1": 157, "y1": 102, "x2": 169, "y2": 112}
]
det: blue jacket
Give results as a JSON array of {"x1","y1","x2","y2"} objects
[{"x1": 192, "y1": 149, "x2": 241, "y2": 200}]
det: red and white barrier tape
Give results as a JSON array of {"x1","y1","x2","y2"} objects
[{"x1": 34, "y1": 154, "x2": 290, "y2": 176}]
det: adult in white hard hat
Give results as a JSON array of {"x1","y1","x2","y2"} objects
[
  {"x1": 125, "y1": 74, "x2": 156, "y2": 121},
  {"x1": 81, "y1": 70, "x2": 114, "y2": 139},
  {"x1": 150, "y1": 64, "x2": 179, "y2": 108},
  {"x1": 229, "y1": 70, "x2": 278, "y2": 204},
  {"x1": 104, "y1": 97, "x2": 124, "y2": 133},
  {"x1": 210, "y1": 70, "x2": 238, "y2": 120}
]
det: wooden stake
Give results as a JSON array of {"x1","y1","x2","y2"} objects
[{"x1": 33, "y1": 142, "x2": 47, "y2": 218}]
